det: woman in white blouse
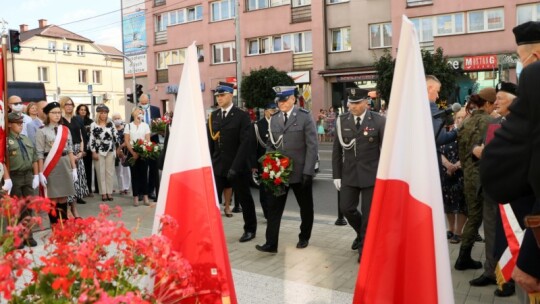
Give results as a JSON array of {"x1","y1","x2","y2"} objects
[
  {"x1": 125, "y1": 107, "x2": 151, "y2": 206},
  {"x1": 89, "y1": 104, "x2": 118, "y2": 202}
]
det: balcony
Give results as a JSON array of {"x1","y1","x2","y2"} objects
[
  {"x1": 293, "y1": 53, "x2": 313, "y2": 70},
  {"x1": 155, "y1": 31, "x2": 167, "y2": 45},
  {"x1": 291, "y1": 5, "x2": 311, "y2": 23}
]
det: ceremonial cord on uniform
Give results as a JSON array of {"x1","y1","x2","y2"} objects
[
  {"x1": 253, "y1": 124, "x2": 267, "y2": 148},
  {"x1": 268, "y1": 116, "x2": 283, "y2": 149},
  {"x1": 336, "y1": 116, "x2": 357, "y2": 157},
  {"x1": 208, "y1": 113, "x2": 220, "y2": 141}
]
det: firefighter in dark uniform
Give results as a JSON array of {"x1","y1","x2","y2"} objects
[
  {"x1": 2, "y1": 112, "x2": 40, "y2": 248},
  {"x1": 332, "y1": 88, "x2": 386, "y2": 262}
]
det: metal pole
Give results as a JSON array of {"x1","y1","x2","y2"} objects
[{"x1": 234, "y1": 0, "x2": 242, "y2": 107}]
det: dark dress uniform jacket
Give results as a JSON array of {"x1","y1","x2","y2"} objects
[
  {"x1": 480, "y1": 60, "x2": 540, "y2": 280},
  {"x1": 332, "y1": 111, "x2": 385, "y2": 188},
  {"x1": 268, "y1": 107, "x2": 318, "y2": 184},
  {"x1": 208, "y1": 106, "x2": 253, "y2": 176}
]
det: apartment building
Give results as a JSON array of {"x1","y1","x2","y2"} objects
[
  {"x1": 5, "y1": 19, "x2": 126, "y2": 115},
  {"x1": 392, "y1": 0, "x2": 539, "y2": 104}
]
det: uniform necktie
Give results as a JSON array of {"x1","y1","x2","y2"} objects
[
  {"x1": 356, "y1": 117, "x2": 361, "y2": 130},
  {"x1": 284, "y1": 113, "x2": 288, "y2": 125},
  {"x1": 222, "y1": 110, "x2": 227, "y2": 120},
  {"x1": 17, "y1": 137, "x2": 29, "y2": 161}
]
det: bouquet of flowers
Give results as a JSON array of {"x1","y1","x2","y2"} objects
[
  {"x1": 259, "y1": 151, "x2": 293, "y2": 196},
  {"x1": 0, "y1": 196, "x2": 195, "y2": 303},
  {"x1": 151, "y1": 115, "x2": 171, "y2": 135},
  {"x1": 128, "y1": 139, "x2": 161, "y2": 166}
]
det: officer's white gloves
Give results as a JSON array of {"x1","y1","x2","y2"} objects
[
  {"x1": 2, "y1": 179, "x2": 13, "y2": 194},
  {"x1": 32, "y1": 175, "x2": 39, "y2": 189},
  {"x1": 333, "y1": 179, "x2": 341, "y2": 191},
  {"x1": 39, "y1": 172, "x2": 47, "y2": 186},
  {"x1": 72, "y1": 169, "x2": 78, "y2": 183}
]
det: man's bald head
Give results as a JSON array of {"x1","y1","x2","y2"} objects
[{"x1": 8, "y1": 95, "x2": 22, "y2": 104}]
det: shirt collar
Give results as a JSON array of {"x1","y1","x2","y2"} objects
[
  {"x1": 285, "y1": 106, "x2": 294, "y2": 118},
  {"x1": 221, "y1": 103, "x2": 234, "y2": 115},
  {"x1": 354, "y1": 111, "x2": 367, "y2": 122}
]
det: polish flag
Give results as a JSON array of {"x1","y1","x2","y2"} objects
[
  {"x1": 0, "y1": 48, "x2": 6, "y2": 165},
  {"x1": 354, "y1": 16, "x2": 454, "y2": 304},
  {"x1": 152, "y1": 43, "x2": 237, "y2": 303}
]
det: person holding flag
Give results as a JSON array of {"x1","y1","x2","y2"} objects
[
  {"x1": 332, "y1": 87, "x2": 385, "y2": 262},
  {"x1": 35, "y1": 102, "x2": 78, "y2": 224}
]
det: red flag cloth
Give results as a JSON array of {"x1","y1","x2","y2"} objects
[
  {"x1": 0, "y1": 49, "x2": 6, "y2": 164},
  {"x1": 152, "y1": 43, "x2": 237, "y2": 304},
  {"x1": 354, "y1": 16, "x2": 454, "y2": 304}
]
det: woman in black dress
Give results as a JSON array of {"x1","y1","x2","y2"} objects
[{"x1": 76, "y1": 104, "x2": 95, "y2": 196}]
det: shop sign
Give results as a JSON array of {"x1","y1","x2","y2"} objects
[
  {"x1": 166, "y1": 83, "x2": 205, "y2": 94},
  {"x1": 463, "y1": 55, "x2": 497, "y2": 71},
  {"x1": 336, "y1": 74, "x2": 378, "y2": 82},
  {"x1": 287, "y1": 71, "x2": 311, "y2": 84}
]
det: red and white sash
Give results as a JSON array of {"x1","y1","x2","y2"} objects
[{"x1": 40, "y1": 125, "x2": 69, "y2": 197}]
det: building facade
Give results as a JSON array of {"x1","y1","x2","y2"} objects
[{"x1": 6, "y1": 19, "x2": 126, "y2": 116}]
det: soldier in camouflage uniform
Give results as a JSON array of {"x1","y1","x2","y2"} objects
[{"x1": 455, "y1": 88, "x2": 496, "y2": 270}]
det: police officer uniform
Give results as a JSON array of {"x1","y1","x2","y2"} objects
[
  {"x1": 207, "y1": 82, "x2": 257, "y2": 243},
  {"x1": 332, "y1": 88, "x2": 385, "y2": 261},
  {"x1": 256, "y1": 86, "x2": 318, "y2": 253},
  {"x1": 4, "y1": 112, "x2": 39, "y2": 247}
]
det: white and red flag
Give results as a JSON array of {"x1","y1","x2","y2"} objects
[
  {"x1": 354, "y1": 16, "x2": 454, "y2": 304},
  {"x1": 152, "y1": 43, "x2": 237, "y2": 303},
  {"x1": 0, "y1": 48, "x2": 6, "y2": 165}
]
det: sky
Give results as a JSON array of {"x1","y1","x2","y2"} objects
[{"x1": 1, "y1": 0, "x2": 123, "y2": 50}]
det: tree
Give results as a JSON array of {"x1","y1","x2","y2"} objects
[
  {"x1": 373, "y1": 47, "x2": 457, "y2": 105},
  {"x1": 241, "y1": 66, "x2": 294, "y2": 109}
]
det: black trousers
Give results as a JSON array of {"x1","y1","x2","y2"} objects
[
  {"x1": 83, "y1": 151, "x2": 94, "y2": 192},
  {"x1": 340, "y1": 184, "x2": 374, "y2": 253},
  {"x1": 131, "y1": 159, "x2": 149, "y2": 197},
  {"x1": 215, "y1": 172, "x2": 257, "y2": 233},
  {"x1": 259, "y1": 184, "x2": 269, "y2": 219},
  {"x1": 147, "y1": 159, "x2": 160, "y2": 196},
  {"x1": 265, "y1": 182, "x2": 314, "y2": 248}
]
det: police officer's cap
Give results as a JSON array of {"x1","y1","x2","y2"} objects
[
  {"x1": 43, "y1": 102, "x2": 61, "y2": 115},
  {"x1": 214, "y1": 82, "x2": 235, "y2": 95},
  {"x1": 513, "y1": 21, "x2": 540, "y2": 45},
  {"x1": 96, "y1": 104, "x2": 110, "y2": 113},
  {"x1": 273, "y1": 86, "x2": 297, "y2": 102},
  {"x1": 496, "y1": 81, "x2": 518, "y2": 97},
  {"x1": 8, "y1": 112, "x2": 23, "y2": 123},
  {"x1": 347, "y1": 88, "x2": 369, "y2": 103}
]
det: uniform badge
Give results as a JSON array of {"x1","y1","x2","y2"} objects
[
  {"x1": 11, "y1": 151, "x2": 16, "y2": 156},
  {"x1": 363, "y1": 131, "x2": 368, "y2": 136},
  {"x1": 369, "y1": 137, "x2": 374, "y2": 143},
  {"x1": 8, "y1": 139, "x2": 14, "y2": 145}
]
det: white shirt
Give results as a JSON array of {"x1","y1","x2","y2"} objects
[
  {"x1": 21, "y1": 113, "x2": 33, "y2": 136},
  {"x1": 125, "y1": 121, "x2": 150, "y2": 143},
  {"x1": 221, "y1": 103, "x2": 233, "y2": 118},
  {"x1": 284, "y1": 107, "x2": 294, "y2": 122}
]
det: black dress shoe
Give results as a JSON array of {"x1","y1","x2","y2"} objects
[
  {"x1": 232, "y1": 206, "x2": 242, "y2": 213},
  {"x1": 77, "y1": 198, "x2": 87, "y2": 204},
  {"x1": 494, "y1": 281, "x2": 515, "y2": 297},
  {"x1": 351, "y1": 237, "x2": 360, "y2": 250},
  {"x1": 296, "y1": 239, "x2": 309, "y2": 249},
  {"x1": 149, "y1": 194, "x2": 157, "y2": 200},
  {"x1": 239, "y1": 232, "x2": 256, "y2": 242},
  {"x1": 469, "y1": 274, "x2": 497, "y2": 286},
  {"x1": 255, "y1": 244, "x2": 277, "y2": 253}
]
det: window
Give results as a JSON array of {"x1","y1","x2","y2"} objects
[
  {"x1": 211, "y1": 0, "x2": 236, "y2": 22},
  {"x1": 78, "y1": 69, "x2": 88, "y2": 83},
  {"x1": 369, "y1": 23, "x2": 392, "y2": 48},
  {"x1": 77, "y1": 45, "x2": 85, "y2": 56},
  {"x1": 292, "y1": 0, "x2": 310, "y2": 7},
  {"x1": 212, "y1": 42, "x2": 236, "y2": 64},
  {"x1": 157, "y1": 46, "x2": 203, "y2": 68},
  {"x1": 435, "y1": 13, "x2": 464, "y2": 36},
  {"x1": 331, "y1": 27, "x2": 351, "y2": 52},
  {"x1": 93, "y1": 70, "x2": 102, "y2": 84},
  {"x1": 411, "y1": 17, "x2": 434, "y2": 42},
  {"x1": 294, "y1": 32, "x2": 311, "y2": 53},
  {"x1": 273, "y1": 36, "x2": 282, "y2": 52},
  {"x1": 63, "y1": 43, "x2": 71, "y2": 55},
  {"x1": 484, "y1": 71, "x2": 496, "y2": 80},
  {"x1": 156, "y1": 5, "x2": 203, "y2": 32},
  {"x1": 517, "y1": 3, "x2": 540, "y2": 24},
  {"x1": 247, "y1": 0, "x2": 287, "y2": 11},
  {"x1": 187, "y1": 6, "x2": 203, "y2": 21},
  {"x1": 197, "y1": 46, "x2": 204, "y2": 62},
  {"x1": 38, "y1": 67, "x2": 48, "y2": 82},
  {"x1": 48, "y1": 41, "x2": 56, "y2": 53},
  {"x1": 248, "y1": 37, "x2": 272, "y2": 55},
  {"x1": 249, "y1": 32, "x2": 311, "y2": 55},
  {"x1": 468, "y1": 8, "x2": 504, "y2": 33}
]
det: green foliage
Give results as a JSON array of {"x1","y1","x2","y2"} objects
[
  {"x1": 373, "y1": 47, "x2": 457, "y2": 105},
  {"x1": 241, "y1": 66, "x2": 294, "y2": 108}
]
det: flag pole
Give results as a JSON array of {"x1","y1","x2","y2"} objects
[{"x1": 2, "y1": 40, "x2": 9, "y2": 170}]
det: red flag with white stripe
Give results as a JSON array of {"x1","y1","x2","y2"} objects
[
  {"x1": 152, "y1": 43, "x2": 237, "y2": 303},
  {"x1": 354, "y1": 16, "x2": 454, "y2": 304}
]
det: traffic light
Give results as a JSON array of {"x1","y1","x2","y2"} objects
[
  {"x1": 135, "y1": 84, "x2": 143, "y2": 100},
  {"x1": 8, "y1": 30, "x2": 21, "y2": 54},
  {"x1": 127, "y1": 93, "x2": 134, "y2": 103}
]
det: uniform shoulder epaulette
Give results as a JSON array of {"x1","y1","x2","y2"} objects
[{"x1": 299, "y1": 108, "x2": 310, "y2": 114}]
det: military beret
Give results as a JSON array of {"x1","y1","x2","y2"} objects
[
  {"x1": 8, "y1": 112, "x2": 23, "y2": 123},
  {"x1": 478, "y1": 87, "x2": 496, "y2": 103},
  {"x1": 513, "y1": 21, "x2": 540, "y2": 46},
  {"x1": 43, "y1": 102, "x2": 61, "y2": 115},
  {"x1": 496, "y1": 81, "x2": 518, "y2": 97},
  {"x1": 214, "y1": 82, "x2": 235, "y2": 95},
  {"x1": 273, "y1": 86, "x2": 297, "y2": 102},
  {"x1": 96, "y1": 104, "x2": 110, "y2": 113},
  {"x1": 347, "y1": 88, "x2": 369, "y2": 103}
]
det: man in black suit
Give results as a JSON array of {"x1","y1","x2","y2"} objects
[
  {"x1": 207, "y1": 82, "x2": 257, "y2": 243},
  {"x1": 251, "y1": 102, "x2": 279, "y2": 219},
  {"x1": 480, "y1": 21, "x2": 540, "y2": 301},
  {"x1": 138, "y1": 93, "x2": 161, "y2": 201},
  {"x1": 332, "y1": 88, "x2": 385, "y2": 262}
]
